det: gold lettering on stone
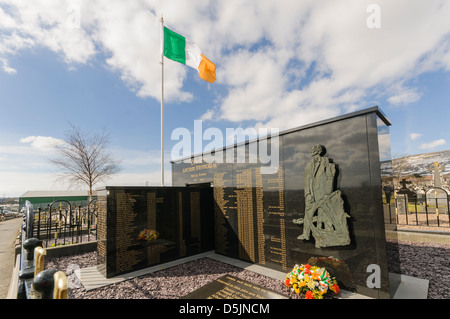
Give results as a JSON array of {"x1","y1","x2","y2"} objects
[{"x1": 115, "y1": 192, "x2": 141, "y2": 273}]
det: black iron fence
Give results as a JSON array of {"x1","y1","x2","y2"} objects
[
  {"x1": 384, "y1": 189, "x2": 450, "y2": 229},
  {"x1": 33, "y1": 199, "x2": 98, "y2": 247},
  {"x1": 12, "y1": 201, "x2": 69, "y2": 299}
]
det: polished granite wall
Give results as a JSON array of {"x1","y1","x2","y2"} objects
[
  {"x1": 171, "y1": 107, "x2": 393, "y2": 298},
  {"x1": 96, "y1": 186, "x2": 214, "y2": 278}
]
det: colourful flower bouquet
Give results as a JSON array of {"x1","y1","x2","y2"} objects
[
  {"x1": 137, "y1": 229, "x2": 159, "y2": 241},
  {"x1": 285, "y1": 264, "x2": 340, "y2": 299},
  {"x1": 308, "y1": 256, "x2": 353, "y2": 289}
]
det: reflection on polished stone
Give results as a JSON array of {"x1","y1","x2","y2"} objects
[
  {"x1": 182, "y1": 275, "x2": 288, "y2": 299},
  {"x1": 96, "y1": 186, "x2": 214, "y2": 278},
  {"x1": 172, "y1": 106, "x2": 393, "y2": 299}
]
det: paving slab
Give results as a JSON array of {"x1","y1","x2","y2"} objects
[
  {"x1": 76, "y1": 251, "x2": 214, "y2": 291},
  {"x1": 389, "y1": 273, "x2": 429, "y2": 299},
  {"x1": 76, "y1": 250, "x2": 429, "y2": 299}
]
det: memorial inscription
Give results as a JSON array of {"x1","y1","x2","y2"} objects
[
  {"x1": 97, "y1": 186, "x2": 214, "y2": 278},
  {"x1": 97, "y1": 196, "x2": 107, "y2": 267},
  {"x1": 116, "y1": 192, "x2": 141, "y2": 274},
  {"x1": 266, "y1": 166, "x2": 287, "y2": 270},
  {"x1": 212, "y1": 163, "x2": 287, "y2": 270},
  {"x1": 172, "y1": 106, "x2": 394, "y2": 299},
  {"x1": 182, "y1": 275, "x2": 288, "y2": 299},
  {"x1": 236, "y1": 168, "x2": 255, "y2": 262}
]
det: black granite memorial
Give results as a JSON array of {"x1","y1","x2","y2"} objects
[
  {"x1": 96, "y1": 186, "x2": 214, "y2": 278},
  {"x1": 182, "y1": 275, "x2": 288, "y2": 299},
  {"x1": 171, "y1": 106, "x2": 395, "y2": 299}
]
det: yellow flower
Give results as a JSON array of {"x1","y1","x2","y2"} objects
[
  {"x1": 293, "y1": 284, "x2": 300, "y2": 294},
  {"x1": 313, "y1": 291, "x2": 324, "y2": 299}
]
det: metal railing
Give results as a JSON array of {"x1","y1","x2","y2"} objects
[
  {"x1": 384, "y1": 189, "x2": 450, "y2": 229},
  {"x1": 33, "y1": 199, "x2": 98, "y2": 247},
  {"x1": 12, "y1": 201, "x2": 68, "y2": 299},
  {"x1": 8, "y1": 198, "x2": 98, "y2": 298}
]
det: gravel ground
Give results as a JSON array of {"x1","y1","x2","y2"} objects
[
  {"x1": 42, "y1": 234, "x2": 96, "y2": 248},
  {"x1": 386, "y1": 240, "x2": 450, "y2": 299},
  {"x1": 45, "y1": 241, "x2": 450, "y2": 299},
  {"x1": 45, "y1": 254, "x2": 296, "y2": 299}
]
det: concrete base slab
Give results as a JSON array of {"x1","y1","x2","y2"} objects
[
  {"x1": 75, "y1": 251, "x2": 429, "y2": 299},
  {"x1": 208, "y1": 253, "x2": 371, "y2": 299},
  {"x1": 386, "y1": 229, "x2": 450, "y2": 246},
  {"x1": 76, "y1": 251, "x2": 214, "y2": 291},
  {"x1": 389, "y1": 273, "x2": 429, "y2": 299},
  {"x1": 76, "y1": 251, "x2": 369, "y2": 299},
  {"x1": 207, "y1": 253, "x2": 286, "y2": 281}
]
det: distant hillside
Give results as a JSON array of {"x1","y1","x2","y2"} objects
[{"x1": 381, "y1": 150, "x2": 450, "y2": 176}]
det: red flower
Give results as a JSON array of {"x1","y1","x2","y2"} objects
[
  {"x1": 331, "y1": 284, "x2": 340, "y2": 294},
  {"x1": 305, "y1": 291, "x2": 314, "y2": 299},
  {"x1": 285, "y1": 279, "x2": 290, "y2": 286},
  {"x1": 304, "y1": 264, "x2": 312, "y2": 274}
]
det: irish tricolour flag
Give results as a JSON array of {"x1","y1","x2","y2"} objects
[{"x1": 162, "y1": 26, "x2": 216, "y2": 83}]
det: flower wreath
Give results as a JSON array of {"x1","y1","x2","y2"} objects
[
  {"x1": 137, "y1": 229, "x2": 159, "y2": 241},
  {"x1": 285, "y1": 264, "x2": 340, "y2": 299}
]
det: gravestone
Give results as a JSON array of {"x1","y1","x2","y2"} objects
[
  {"x1": 428, "y1": 162, "x2": 445, "y2": 188},
  {"x1": 426, "y1": 188, "x2": 449, "y2": 209},
  {"x1": 397, "y1": 179, "x2": 416, "y2": 200},
  {"x1": 396, "y1": 194, "x2": 408, "y2": 214},
  {"x1": 383, "y1": 183, "x2": 393, "y2": 204}
]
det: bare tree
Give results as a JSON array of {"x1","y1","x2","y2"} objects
[{"x1": 51, "y1": 125, "x2": 120, "y2": 201}]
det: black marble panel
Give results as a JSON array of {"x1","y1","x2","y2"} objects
[
  {"x1": 171, "y1": 107, "x2": 394, "y2": 299},
  {"x1": 282, "y1": 112, "x2": 389, "y2": 297},
  {"x1": 182, "y1": 275, "x2": 288, "y2": 299},
  {"x1": 96, "y1": 186, "x2": 214, "y2": 278}
]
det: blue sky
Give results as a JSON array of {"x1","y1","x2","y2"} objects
[{"x1": 1, "y1": 0, "x2": 450, "y2": 197}]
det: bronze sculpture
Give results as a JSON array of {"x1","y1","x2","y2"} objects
[{"x1": 293, "y1": 145, "x2": 350, "y2": 248}]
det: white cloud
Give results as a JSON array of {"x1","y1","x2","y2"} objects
[
  {"x1": 419, "y1": 138, "x2": 446, "y2": 150},
  {"x1": 209, "y1": 0, "x2": 450, "y2": 129},
  {"x1": 110, "y1": 147, "x2": 171, "y2": 168},
  {"x1": 388, "y1": 88, "x2": 422, "y2": 106},
  {"x1": 0, "y1": 171, "x2": 70, "y2": 197},
  {"x1": 0, "y1": 169, "x2": 171, "y2": 197},
  {"x1": 219, "y1": 49, "x2": 286, "y2": 122},
  {"x1": 0, "y1": 1, "x2": 95, "y2": 64},
  {"x1": 200, "y1": 109, "x2": 214, "y2": 121},
  {"x1": 102, "y1": 170, "x2": 172, "y2": 188},
  {"x1": 0, "y1": 58, "x2": 17, "y2": 74},
  {"x1": 0, "y1": 141, "x2": 170, "y2": 197},
  {"x1": 3, "y1": 1, "x2": 450, "y2": 195},
  {"x1": 410, "y1": 133, "x2": 422, "y2": 141},
  {"x1": 20, "y1": 136, "x2": 66, "y2": 151},
  {"x1": 1, "y1": 0, "x2": 450, "y2": 130},
  {"x1": 0, "y1": 144, "x2": 55, "y2": 171}
]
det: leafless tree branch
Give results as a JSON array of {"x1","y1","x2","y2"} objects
[{"x1": 50, "y1": 124, "x2": 121, "y2": 201}]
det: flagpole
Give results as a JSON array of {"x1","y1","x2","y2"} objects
[{"x1": 160, "y1": 15, "x2": 165, "y2": 187}]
